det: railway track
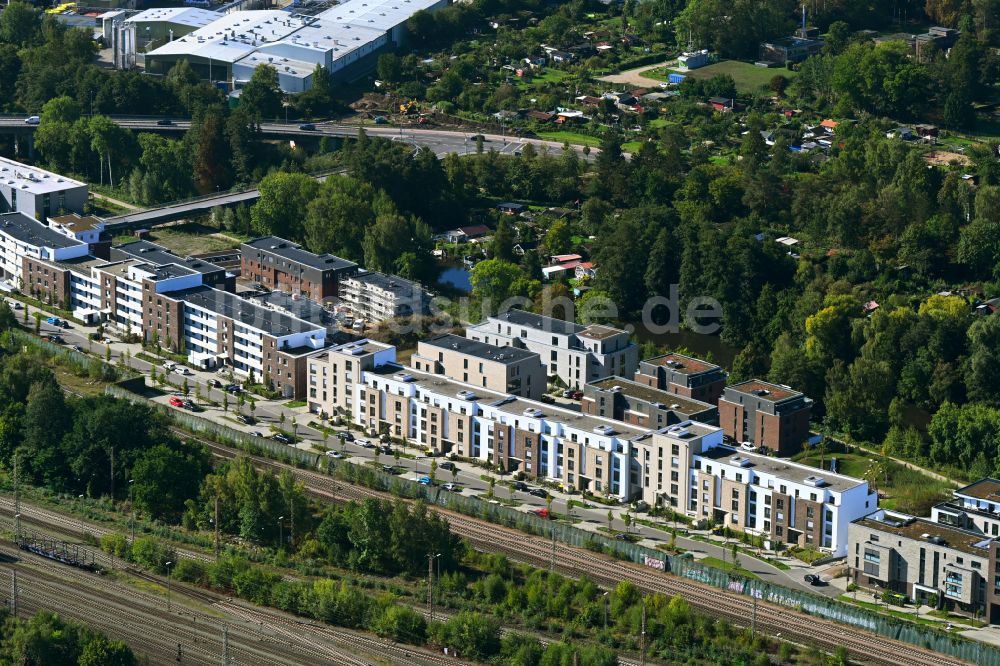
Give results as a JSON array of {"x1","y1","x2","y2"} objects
[
  {"x1": 0, "y1": 538, "x2": 465, "y2": 665},
  {"x1": 194, "y1": 436, "x2": 970, "y2": 666}
]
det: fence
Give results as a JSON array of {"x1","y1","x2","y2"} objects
[
  {"x1": 9, "y1": 329, "x2": 133, "y2": 383},
  {"x1": 102, "y1": 381, "x2": 1000, "y2": 665}
]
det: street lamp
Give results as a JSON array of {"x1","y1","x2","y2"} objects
[
  {"x1": 77, "y1": 494, "x2": 85, "y2": 538},
  {"x1": 278, "y1": 516, "x2": 284, "y2": 547},
  {"x1": 128, "y1": 478, "x2": 135, "y2": 544},
  {"x1": 165, "y1": 561, "x2": 174, "y2": 611},
  {"x1": 603, "y1": 591, "x2": 609, "y2": 630}
]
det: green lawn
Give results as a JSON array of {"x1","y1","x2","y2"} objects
[
  {"x1": 536, "y1": 131, "x2": 602, "y2": 147},
  {"x1": 647, "y1": 60, "x2": 798, "y2": 94},
  {"x1": 700, "y1": 556, "x2": 760, "y2": 580},
  {"x1": 130, "y1": 223, "x2": 242, "y2": 256},
  {"x1": 622, "y1": 141, "x2": 643, "y2": 153}
]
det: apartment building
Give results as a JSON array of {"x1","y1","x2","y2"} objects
[
  {"x1": 633, "y1": 352, "x2": 728, "y2": 404},
  {"x1": 240, "y1": 236, "x2": 358, "y2": 301},
  {"x1": 932, "y1": 479, "x2": 1000, "y2": 539},
  {"x1": 0, "y1": 212, "x2": 90, "y2": 286},
  {"x1": 412, "y1": 334, "x2": 545, "y2": 400},
  {"x1": 112, "y1": 240, "x2": 233, "y2": 292},
  {"x1": 340, "y1": 270, "x2": 429, "y2": 323},
  {"x1": 849, "y1": 509, "x2": 1000, "y2": 621},
  {"x1": 582, "y1": 376, "x2": 719, "y2": 428},
  {"x1": 0, "y1": 157, "x2": 87, "y2": 221},
  {"x1": 718, "y1": 380, "x2": 813, "y2": 454},
  {"x1": 465, "y1": 309, "x2": 639, "y2": 390},
  {"x1": 633, "y1": 422, "x2": 876, "y2": 555},
  {"x1": 306, "y1": 339, "x2": 397, "y2": 417}
]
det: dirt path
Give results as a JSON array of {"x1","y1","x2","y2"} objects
[{"x1": 597, "y1": 61, "x2": 673, "y2": 86}]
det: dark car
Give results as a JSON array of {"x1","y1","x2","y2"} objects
[
  {"x1": 209, "y1": 378, "x2": 223, "y2": 388},
  {"x1": 614, "y1": 533, "x2": 630, "y2": 541},
  {"x1": 539, "y1": 394, "x2": 555, "y2": 404},
  {"x1": 382, "y1": 465, "x2": 398, "y2": 475},
  {"x1": 272, "y1": 433, "x2": 293, "y2": 444},
  {"x1": 379, "y1": 444, "x2": 392, "y2": 455},
  {"x1": 528, "y1": 488, "x2": 549, "y2": 499},
  {"x1": 183, "y1": 401, "x2": 200, "y2": 412},
  {"x1": 298, "y1": 123, "x2": 316, "y2": 131},
  {"x1": 225, "y1": 384, "x2": 242, "y2": 394},
  {"x1": 156, "y1": 118, "x2": 173, "y2": 126},
  {"x1": 804, "y1": 574, "x2": 822, "y2": 586},
  {"x1": 236, "y1": 414, "x2": 254, "y2": 425},
  {"x1": 342, "y1": 432, "x2": 355, "y2": 442},
  {"x1": 469, "y1": 134, "x2": 488, "y2": 142},
  {"x1": 438, "y1": 461, "x2": 455, "y2": 471},
  {"x1": 513, "y1": 481, "x2": 529, "y2": 492},
  {"x1": 561, "y1": 389, "x2": 574, "y2": 398}
]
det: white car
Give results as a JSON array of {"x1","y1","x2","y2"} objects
[
  {"x1": 740, "y1": 442, "x2": 758, "y2": 452},
  {"x1": 326, "y1": 451, "x2": 344, "y2": 459},
  {"x1": 175, "y1": 366, "x2": 192, "y2": 376},
  {"x1": 24, "y1": 116, "x2": 39, "y2": 125}
]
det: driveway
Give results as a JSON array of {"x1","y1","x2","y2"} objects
[{"x1": 597, "y1": 62, "x2": 671, "y2": 87}]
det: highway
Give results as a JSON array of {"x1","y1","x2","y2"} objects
[
  {"x1": 0, "y1": 114, "x2": 585, "y2": 158},
  {"x1": 0, "y1": 114, "x2": 582, "y2": 229}
]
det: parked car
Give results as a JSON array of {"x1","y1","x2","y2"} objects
[
  {"x1": 740, "y1": 442, "x2": 758, "y2": 452},
  {"x1": 298, "y1": 123, "x2": 316, "y2": 131},
  {"x1": 442, "y1": 482, "x2": 459, "y2": 492},
  {"x1": 614, "y1": 533, "x2": 630, "y2": 541},
  {"x1": 71, "y1": 344, "x2": 82, "y2": 352},
  {"x1": 183, "y1": 401, "x2": 200, "y2": 412},
  {"x1": 356, "y1": 439, "x2": 374, "y2": 448},
  {"x1": 236, "y1": 414, "x2": 253, "y2": 425},
  {"x1": 513, "y1": 481, "x2": 529, "y2": 492},
  {"x1": 539, "y1": 394, "x2": 555, "y2": 404},
  {"x1": 208, "y1": 379, "x2": 222, "y2": 388},
  {"x1": 175, "y1": 366, "x2": 192, "y2": 376},
  {"x1": 342, "y1": 432, "x2": 355, "y2": 442},
  {"x1": 417, "y1": 476, "x2": 432, "y2": 485},
  {"x1": 379, "y1": 444, "x2": 392, "y2": 455},
  {"x1": 272, "y1": 433, "x2": 293, "y2": 444},
  {"x1": 531, "y1": 508, "x2": 549, "y2": 519},
  {"x1": 225, "y1": 384, "x2": 241, "y2": 394},
  {"x1": 11, "y1": 303, "x2": 21, "y2": 310},
  {"x1": 438, "y1": 461, "x2": 455, "y2": 471},
  {"x1": 327, "y1": 450, "x2": 344, "y2": 459},
  {"x1": 373, "y1": 115, "x2": 388, "y2": 124},
  {"x1": 571, "y1": 390, "x2": 583, "y2": 400},
  {"x1": 804, "y1": 574, "x2": 822, "y2": 586},
  {"x1": 156, "y1": 118, "x2": 173, "y2": 126},
  {"x1": 162, "y1": 360, "x2": 176, "y2": 370},
  {"x1": 168, "y1": 396, "x2": 184, "y2": 407},
  {"x1": 24, "y1": 116, "x2": 39, "y2": 125},
  {"x1": 561, "y1": 389, "x2": 574, "y2": 398},
  {"x1": 251, "y1": 431, "x2": 263, "y2": 438},
  {"x1": 528, "y1": 488, "x2": 549, "y2": 498},
  {"x1": 382, "y1": 465, "x2": 398, "y2": 474},
  {"x1": 45, "y1": 316, "x2": 62, "y2": 326}
]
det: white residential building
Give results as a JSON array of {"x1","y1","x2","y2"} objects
[
  {"x1": 466, "y1": 309, "x2": 639, "y2": 389},
  {"x1": 634, "y1": 422, "x2": 877, "y2": 556},
  {"x1": 339, "y1": 270, "x2": 428, "y2": 323},
  {"x1": 0, "y1": 212, "x2": 89, "y2": 285}
]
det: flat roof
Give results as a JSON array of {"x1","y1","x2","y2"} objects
[
  {"x1": 0, "y1": 212, "x2": 85, "y2": 250},
  {"x1": 855, "y1": 513, "x2": 994, "y2": 557},
  {"x1": 493, "y1": 308, "x2": 584, "y2": 336},
  {"x1": 420, "y1": 334, "x2": 538, "y2": 364},
  {"x1": 112, "y1": 240, "x2": 223, "y2": 275},
  {"x1": 642, "y1": 352, "x2": 720, "y2": 375},
  {"x1": 149, "y1": 10, "x2": 386, "y2": 65},
  {"x1": 578, "y1": 324, "x2": 624, "y2": 340},
  {"x1": 954, "y1": 478, "x2": 1000, "y2": 502},
  {"x1": 348, "y1": 270, "x2": 423, "y2": 296},
  {"x1": 497, "y1": 396, "x2": 651, "y2": 440},
  {"x1": 49, "y1": 213, "x2": 104, "y2": 233},
  {"x1": 317, "y1": 0, "x2": 444, "y2": 32},
  {"x1": 588, "y1": 377, "x2": 715, "y2": 414},
  {"x1": 134, "y1": 261, "x2": 197, "y2": 281},
  {"x1": 249, "y1": 290, "x2": 339, "y2": 330},
  {"x1": 176, "y1": 285, "x2": 324, "y2": 337},
  {"x1": 332, "y1": 338, "x2": 394, "y2": 356},
  {"x1": 233, "y1": 52, "x2": 315, "y2": 80},
  {"x1": 701, "y1": 444, "x2": 864, "y2": 493},
  {"x1": 0, "y1": 157, "x2": 86, "y2": 195},
  {"x1": 125, "y1": 6, "x2": 218, "y2": 28},
  {"x1": 242, "y1": 236, "x2": 357, "y2": 272},
  {"x1": 726, "y1": 379, "x2": 800, "y2": 402}
]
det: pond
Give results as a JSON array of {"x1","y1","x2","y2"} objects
[{"x1": 438, "y1": 265, "x2": 472, "y2": 294}]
